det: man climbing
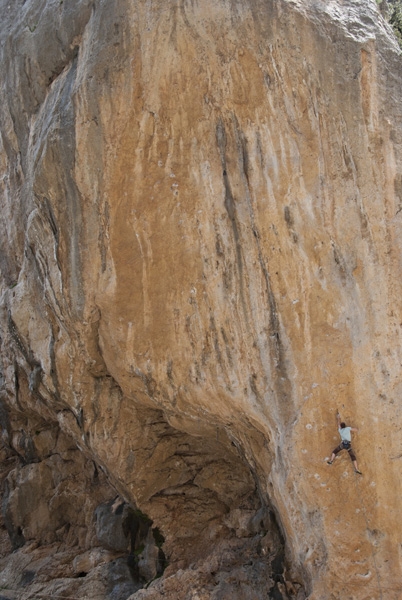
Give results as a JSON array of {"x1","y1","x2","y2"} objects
[{"x1": 327, "y1": 411, "x2": 362, "y2": 475}]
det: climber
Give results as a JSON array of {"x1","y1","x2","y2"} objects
[{"x1": 327, "y1": 411, "x2": 362, "y2": 475}]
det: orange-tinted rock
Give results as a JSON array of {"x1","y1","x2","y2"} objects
[{"x1": 1, "y1": 1, "x2": 402, "y2": 598}]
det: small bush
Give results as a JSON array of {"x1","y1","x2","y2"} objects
[
  {"x1": 389, "y1": 1, "x2": 402, "y2": 46},
  {"x1": 378, "y1": 0, "x2": 402, "y2": 48}
]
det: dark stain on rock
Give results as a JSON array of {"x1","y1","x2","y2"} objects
[
  {"x1": 21, "y1": 570, "x2": 36, "y2": 587},
  {"x1": 133, "y1": 367, "x2": 157, "y2": 399},
  {"x1": 167, "y1": 359, "x2": 174, "y2": 384},
  {"x1": 216, "y1": 118, "x2": 249, "y2": 321},
  {"x1": 220, "y1": 327, "x2": 233, "y2": 366},
  {"x1": 284, "y1": 206, "x2": 298, "y2": 243},
  {"x1": 249, "y1": 372, "x2": 261, "y2": 401},
  {"x1": 217, "y1": 117, "x2": 292, "y2": 409},
  {"x1": 215, "y1": 231, "x2": 224, "y2": 257},
  {"x1": 239, "y1": 170, "x2": 289, "y2": 396},
  {"x1": 331, "y1": 240, "x2": 347, "y2": 283},
  {"x1": 42, "y1": 196, "x2": 59, "y2": 244},
  {"x1": 394, "y1": 173, "x2": 402, "y2": 204},
  {"x1": 284, "y1": 206, "x2": 293, "y2": 228},
  {"x1": 47, "y1": 45, "x2": 80, "y2": 87},
  {"x1": 342, "y1": 143, "x2": 353, "y2": 175},
  {"x1": 8, "y1": 311, "x2": 32, "y2": 365},
  {"x1": 209, "y1": 314, "x2": 222, "y2": 366},
  {"x1": 47, "y1": 317, "x2": 63, "y2": 405}
]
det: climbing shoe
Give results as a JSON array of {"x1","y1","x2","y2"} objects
[
  {"x1": 355, "y1": 469, "x2": 362, "y2": 475},
  {"x1": 327, "y1": 461, "x2": 333, "y2": 465}
]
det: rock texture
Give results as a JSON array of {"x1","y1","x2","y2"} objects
[{"x1": 1, "y1": 0, "x2": 402, "y2": 598}]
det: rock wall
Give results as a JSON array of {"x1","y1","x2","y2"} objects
[{"x1": 1, "y1": 0, "x2": 402, "y2": 598}]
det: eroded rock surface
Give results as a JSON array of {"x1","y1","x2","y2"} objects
[{"x1": 1, "y1": 0, "x2": 402, "y2": 598}]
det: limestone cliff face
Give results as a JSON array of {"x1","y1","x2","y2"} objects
[{"x1": 1, "y1": 0, "x2": 402, "y2": 598}]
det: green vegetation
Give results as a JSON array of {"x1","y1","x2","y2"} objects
[
  {"x1": 133, "y1": 543, "x2": 145, "y2": 557},
  {"x1": 131, "y1": 507, "x2": 153, "y2": 524},
  {"x1": 389, "y1": 1, "x2": 402, "y2": 46},
  {"x1": 378, "y1": 0, "x2": 402, "y2": 47}
]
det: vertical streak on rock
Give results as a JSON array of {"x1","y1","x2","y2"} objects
[
  {"x1": 232, "y1": 115, "x2": 292, "y2": 416},
  {"x1": 215, "y1": 117, "x2": 250, "y2": 324},
  {"x1": 58, "y1": 58, "x2": 85, "y2": 318}
]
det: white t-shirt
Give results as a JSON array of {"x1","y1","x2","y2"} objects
[{"x1": 339, "y1": 426, "x2": 352, "y2": 442}]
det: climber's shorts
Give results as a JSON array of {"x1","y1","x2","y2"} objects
[{"x1": 332, "y1": 443, "x2": 356, "y2": 462}]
